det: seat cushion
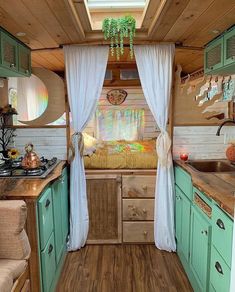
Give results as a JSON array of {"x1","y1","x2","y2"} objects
[
  {"x1": 0, "y1": 270, "x2": 13, "y2": 292},
  {"x1": 0, "y1": 201, "x2": 31, "y2": 260},
  {"x1": 0, "y1": 259, "x2": 27, "y2": 280}
]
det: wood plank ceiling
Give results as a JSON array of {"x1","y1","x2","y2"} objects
[{"x1": 0, "y1": 0, "x2": 234, "y2": 75}]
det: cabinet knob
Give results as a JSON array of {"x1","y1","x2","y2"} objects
[
  {"x1": 142, "y1": 208, "x2": 147, "y2": 214},
  {"x1": 215, "y1": 261, "x2": 223, "y2": 275},
  {"x1": 176, "y1": 196, "x2": 181, "y2": 201},
  {"x1": 216, "y1": 218, "x2": 225, "y2": 230},
  {"x1": 48, "y1": 244, "x2": 53, "y2": 255},
  {"x1": 231, "y1": 56, "x2": 235, "y2": 60},
  {"x1": 142, "y1": 185, "x2": 147, "y2": 191},
  {"x1": 201, "y1": 230, "x2": 208, "y2": 236},
  {"x1": 143, "y1": 231, "x2": 148, "y2": 236},
  {"x1": 25, "y1": 69, "x2": 29, "y2": 74},
  {"x1": 45, "y1": 199, "x2": 51, "y2": 208},
  {"x1": 10, "y1": 63, "x2": 15, "y2": 68},
  {"x1": 210, "y1": 66, "x2": 214, "y2": 70}
]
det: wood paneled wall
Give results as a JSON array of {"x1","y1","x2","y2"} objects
[
  {"x1": 84, "y1": 88, "x2": 159, "y2": 140},
  {"x1": 173, "y1": 126, "x2": 235, "y2": 160},
  {"x1": 14, "y1": 128, "x2": 67, "y2": 160}
]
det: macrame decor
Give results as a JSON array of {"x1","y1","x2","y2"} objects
[{"x1": 102, "y1": 16, "x2": 136, "y2": 60}]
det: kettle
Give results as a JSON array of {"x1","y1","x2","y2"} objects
[{"x1": 21, "y1": 143, "x2": 41, "y2": 169}]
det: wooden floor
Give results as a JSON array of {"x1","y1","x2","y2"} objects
[{"x1": 57, "y1": 245, "x2": 192, "y2": 292}]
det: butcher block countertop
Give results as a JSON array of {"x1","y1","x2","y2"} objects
[
  {"x1": 0, "y1": 161, "x2": 67, "y2": 200},
  {"x1": 175, "y1": 160, "x2": 235, "y2": 218}
]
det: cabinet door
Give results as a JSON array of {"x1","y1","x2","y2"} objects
[
  {"x1": 52, "y1": 179, "x2": 64, "y2": 264},
  {"x1": 18, "y1": 44, "x2": 31, "y2": 76},
  {"x1": 204, "y1": 37, "x2": 223, "y2": 74},
  {"x1": 61, "y1": 169, "x2": 69, "y2": 242},
  {"x1": 224, "y1": 28, "x2": 235, "y2": 66},
  {"x1": 190, "y1": 206, "x2": 211, "y2": 292},
  {"x1": 175, "y1": 186, "x2": 191, "y2": 262},
  {"x1": 0, "y1": 32, "x2": 18, "y2": 71}
]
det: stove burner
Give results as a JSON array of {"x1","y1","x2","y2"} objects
[
  {"x1": 24, "y1": 168, "x2": 43, "y2": 176},
  {"x1": 0, "y1": 169, "x2": 12, "y2": 176}
]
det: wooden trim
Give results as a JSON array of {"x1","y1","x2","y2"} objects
[
  {"x1": 11, "y1": 125, "x2": 66, "y2": 129},
  {"x1": 85, "y1": 169, "x2": 157, "y2": 175},
  {"x1": 25, "y1": 199, "x2": 41, "y2": 292},
  {"x1": 12, "y1": 265, "x2": 30, "y2": 292},
  {"x1": 148, "y1": 0, "x2": 168, "y2": 37}
]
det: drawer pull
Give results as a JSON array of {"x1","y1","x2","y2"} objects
[
  {"x1": 143, "y1": 231, "x2": 148, "y2": 236},
  {"x1": 216, "y1": 218, "x2": 225, "y2": 230},
  {"x1": 215, "y1": 261, "x2": 223, "y2": 275},
  {"x1": 48, "y1": 244, "x2": 53, "y2": 255},
  {"x1": 142, "y1": 185, "x2": 147, "y2": 191},
  {"x1": 142, "y1": 209, "x2": 147, "y2": 214},
  {"x1": 176, "y1": 196, "x2": 181, "y2": 201},
  {"x1": 201, "y1": 230, "x2": 208, "y2": 236},
  {"x1": 45, "y1": 199, "x2": 51, "y2": 208},
  {"x1": 10, "y1": 63, "x2": 15, "y2": 68}
]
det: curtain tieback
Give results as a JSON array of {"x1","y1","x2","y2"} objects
[
  {"x1": 68, "y1": 132, "x2": 84, "y2": 163},
  {"x1": 156, "y1": 130, "x2": 172, "y2": 167}
]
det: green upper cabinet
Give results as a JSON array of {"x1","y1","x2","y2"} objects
[
  {"x1": 0, "y1": 27, "x2": 31, "y2": 77},
  {"x1": 18, "y1": 43, "x2": 31, "y2": 76},
  {"x1": 0, "y1": 31, "x2": 18, "y2": 72},
  {"x1": 204, "y1": 36, "x2": 224, "y2": 75},
  {"x1": 224, "y1": 28, "x2": 235, "y2": 67},
  {"x1": 190, "y1": 206, "x2": 211, "y2": 292}
]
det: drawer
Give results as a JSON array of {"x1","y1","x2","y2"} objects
[
  {"x1": 174, "y1": 166, "x2": 192, "y2": 200},
  {"x1": 123, "y1": 199, "x2": 154, "y2": 221},
  {"x1": 210, "y1": 246, "x2": 231, "y2": 292},
  {"x1": 212, "y1": 205, "x2": 233, "y2": 267},
  {"x1": 40, "y1": 232, "x2": 56, "y2": 292},
  {"x1": 38, "y1": 187, "x2": 54, "y2": 250},
  {"x1": 122, "y1": 175, "x2": 156, "y2": 198},
  {"x1": 123, "y1": 222, "x2": 154, "y2": 243}
]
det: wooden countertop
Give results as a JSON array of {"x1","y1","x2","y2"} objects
[
  {"x1": 0, "y1": 161, "x2": 67, "y2": 200},
  {"x1": 175, "y1": 160, "x2": 235, "y2": 218}
]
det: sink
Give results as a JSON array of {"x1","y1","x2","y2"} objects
[{"x1": 187, "y1": 160, "x2": 235, "y2": 173}]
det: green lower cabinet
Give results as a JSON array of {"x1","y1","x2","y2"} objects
[
  {"x1": 190, "y1": 206, "x2": 211, "y2": 292},
  {"x1": 175, "y1": 186, "x2": 191, "y2": 262},
  {"x1": 40, "y1": 232, "x2": 56, "y2": 292},
  {"x1": 210, "y1": 246, "x2": 231, "y2": 292}
]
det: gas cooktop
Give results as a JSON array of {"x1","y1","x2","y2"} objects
[{"x1": 0, "y1": 157, "x2": 60, "y2": 178}]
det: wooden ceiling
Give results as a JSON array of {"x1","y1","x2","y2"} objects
[{"x1": 0, "y1": 0, "x2": 234, "y2": 74}]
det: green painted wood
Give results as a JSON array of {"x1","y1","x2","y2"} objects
[
  {"x1": 52, "y1": 179, "x2": 64, "y2": 265},
  {"x1": 40, "y1": 232, "x2": 56, "y2": 292},
  {"x1": 209, "y1": 283, "x2": 216, "y2": 292},
  {"x1": 175, "y1": 185, "x2": 182, "y2": 242},
  {"x1": 224, "y1": 27, "x2": 235, "y2": 67},
  {"x1": 210, "y1": 245, "x2": 231, "y2": 292},
  {"x1": 61, "y1": 168, "x2": 69, "y2": 242},
  {"x1": 174, "y1": 166, "x2": 193, "y2": 201},
  {"x1": 204, "y1": 36, "x2": 224, "y2": 75},
  {"x1": 0, "y1": 31, "x2": 18, "y2": 71},
  {"x1": 18, "y1": 43, "x2": 31, "y2": 76},
  {"x1": 212, "y1": 205, "x2": 233, "y2": 268},
  {"x1": 38, "y1": 187, "x2": 54, "y2": 250},
  {"x1": 190, "y1": 206, "x2": 211, "y2": 292}
]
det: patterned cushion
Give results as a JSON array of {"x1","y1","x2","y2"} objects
[{"x1": 0, "y1": 201, "x2": 31, "y2": 260}]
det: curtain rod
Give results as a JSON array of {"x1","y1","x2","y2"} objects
[{"x1": 32, "y1": 43, "x2": 203, "y2": 52}]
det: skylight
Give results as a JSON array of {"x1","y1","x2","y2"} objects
[{"x1": 87, "y1": 0, "x2": 146, "y2": 10}]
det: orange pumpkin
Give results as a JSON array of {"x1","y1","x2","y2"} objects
[{"x1": 226, "y1": 144, "x2": 235, "y2": 162}]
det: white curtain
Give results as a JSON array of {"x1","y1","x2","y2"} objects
[
  {"x1": 64, "y1": 45, "x2": 109, "y2": 251},
  {"x1": 95, "y1": 109, "x2": 145, "y2": 140},
  {"x1": 135, "y1": 44, "x2": 176, "y2": 251}
]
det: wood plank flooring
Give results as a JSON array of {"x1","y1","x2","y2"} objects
[{"x1": 57, "y1": 245, "x2": 193, "y2": 292}]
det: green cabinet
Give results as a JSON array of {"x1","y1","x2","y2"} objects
[
  {"x1": 175, "y1": 186, "x2": 191, "y2": 262},
  {"x1": 204, "y1": 36, "x2": 224, "y2": 74},
  {"x1": 190, "y1": 206, "x2": 211, "y2": 292},
  {"x1": 204, "y1": 26, "x2": 235, "y2": 75},
  {"x1": 37, "y1": 166, "x2": 69, "y2": 292},
  {"x1": 224, "y1": 28, "x2": 235, "y2": 67},
  {"x1": 0, "y1": 26, "x2": 31, "y2": 77}
]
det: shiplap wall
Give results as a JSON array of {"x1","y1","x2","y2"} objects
[
  {"x1": 14, "y1": 128, "x2": 67, "y2": 160},
  {"x1": 173, "y1": 126, "x2": 235, "y2": 160},
  {"x1": 84, "y1": 88, "x2": 158, "y2": 139}
]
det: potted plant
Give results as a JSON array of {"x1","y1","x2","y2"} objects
[{"x1": 102, "y1": 15, "x2": 136, "y2": 60}]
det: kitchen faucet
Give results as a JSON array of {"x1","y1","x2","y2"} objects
[{"x1": 216, "y1": 119, "x2": 235, "y2": 136}]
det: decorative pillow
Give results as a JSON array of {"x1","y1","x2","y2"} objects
[{"x1": 83, "y1": 133, "x2": 99, "y2": 156}]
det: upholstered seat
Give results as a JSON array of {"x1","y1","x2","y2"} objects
[{"x1": 0, "y1": 201, "x2": 31, "y2": 292}]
